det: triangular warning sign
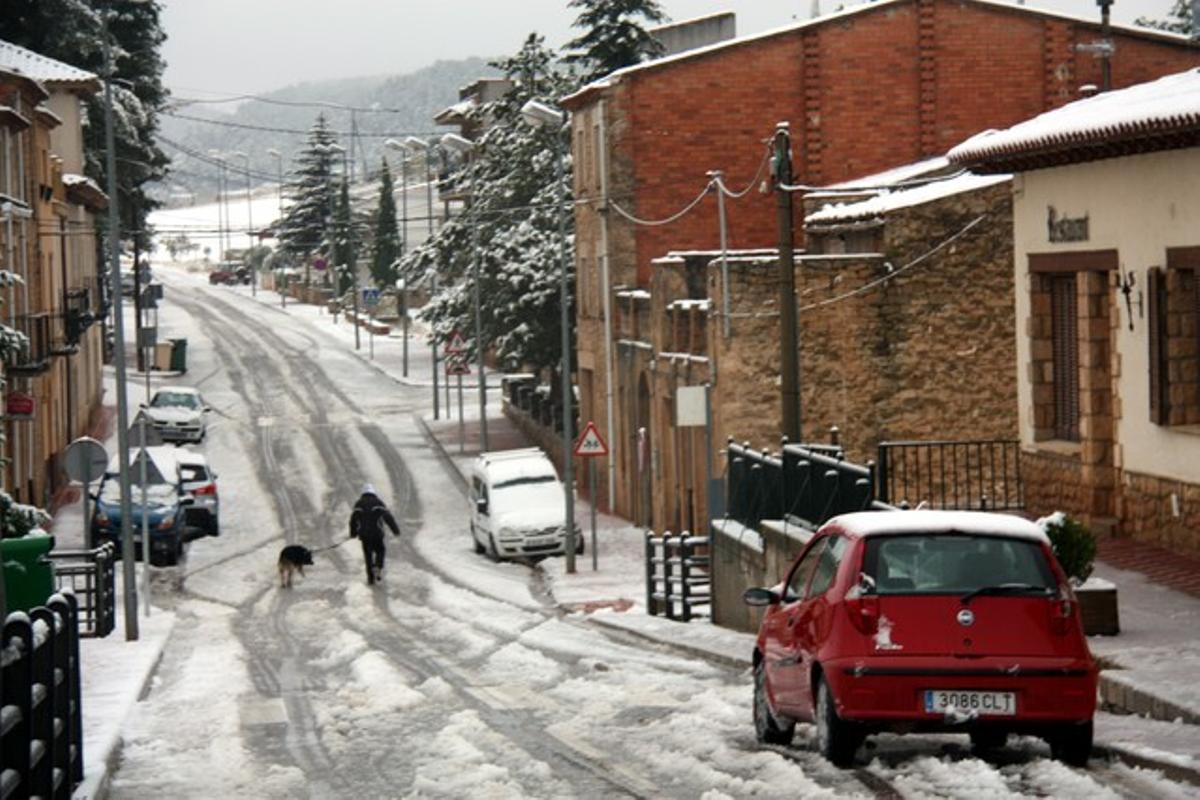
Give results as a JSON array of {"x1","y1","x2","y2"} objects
[
  {"x1": 128, "y1": 410, "x2": 163, "y2": 446},
  {"x1": 445, "y1": 331, "x2": 467, "y2": 355},
  {"x1": 574, "y1": 421, "x2": 608, "y2": 457}
]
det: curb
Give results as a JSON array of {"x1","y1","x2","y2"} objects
[
  {"x1": 1094, "y1": 743, "x2": 1200, "y2": 788},
  {"x1": 416, "y1": 415, "x2": 470, "y2": 496},
  {"x1": 587, "y1": 614, "x2": 752, "y2": 672},
  {"x1": 1098, "y1": 671, "x2": 1200, "y2": 725}
]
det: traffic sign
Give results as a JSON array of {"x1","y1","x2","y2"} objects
[
  {"x1": 445, "y1": 357, "x2": 470, "y2": 376},
  {"x1": 574, "y1": 421, "x2": 608, "y2": 457},
  {"x1": 65, "y1": 437, "x2": 108, "y2": 483},
  {"x1": 445, "y1": 330, "x2": 467, "y2": 355},
  {"x1": 362, "y1": 288, "x2": 381, "y2": 308},
  {"x1": 128, "y1": 409, "x2": 164, "y2": 446}
]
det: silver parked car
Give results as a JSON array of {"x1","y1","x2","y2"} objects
[
  {"x1": 176, "y1": 449, "x2": 219, "y2": 537},
  {"x1": 143, "y1": 386, "x2": 210, "y2": 443}
]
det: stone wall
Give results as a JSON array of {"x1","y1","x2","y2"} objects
[
  {"x1": 711, "y1": 519, "x2": 814, "y2": 632},
  {"x1": 1119, "y1": 470, "x2": 1200, "y2": 556}
]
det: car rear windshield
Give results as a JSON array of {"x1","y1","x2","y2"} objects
[
  {"x1": 862, "y1": 533, "x2": 1054, "y2": 596},
  {"x1": 179, "y1": 464, "x2": 209, "y2": 482}
]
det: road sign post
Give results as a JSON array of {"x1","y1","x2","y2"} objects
[
  {"x1": 445, "y1": 332, "x2": 466, "y2": 427},
  {"x1": 573, "y1": 421, "x2": 609, "y2": 571},
  {"x1": 363, "y1": 287, "x2": 380, "y2": 360},
  {"x1": 446, "y1": 356, "x2": 470, "y2": 452},
  {"x1": 65, "y1": 437, "x2": 108, "y2": 550}
]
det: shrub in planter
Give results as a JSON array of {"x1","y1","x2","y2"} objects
[{"x1": 1037, "y1": 511, "x2": 1096, "y2": 584}]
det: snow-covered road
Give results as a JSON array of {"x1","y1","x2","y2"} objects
[{"x1": 106, "y1": 266, "x2": 1198, "y2": 799}]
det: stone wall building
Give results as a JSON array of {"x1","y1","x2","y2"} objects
[
  {"x1": 951, "y1": 67, "x2": 1200, "y2": 554},
  {"x1": 561, "y1": 0, "x2": 1200, "y2": 523}
]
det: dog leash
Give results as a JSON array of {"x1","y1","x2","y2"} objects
[{"x1": 308, "y1": 538, "x2": 352, "y2": 553}]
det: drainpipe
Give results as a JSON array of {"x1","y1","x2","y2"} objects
[{"x1": 598, "y1": 99, "x2": 617, "y2": 511}]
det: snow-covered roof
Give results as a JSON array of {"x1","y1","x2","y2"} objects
[
  {"x1": 806, "y1": 172, "x2": 1010, "y2": 225},
  {"x1": 949, "y1": 68, "x2": 1200, "y2": 172},
  {"x1": 826, "y1": 509, "x2": 1049, "y2": 543},
  {"x1": 434, "y1": 98, "x2": 475, "y2": 124},
  {"x1": 821, "y1": 156, "x2": 951, "y2": 192},
  {"x1": 563, "y1": 0, "x2": 1195, "y2": 108},
  {"x1": 0, "y1": 39, "x2": 99, "y2": 92}
]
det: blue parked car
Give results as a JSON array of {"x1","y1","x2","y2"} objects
[{"x1": 90, "y1": 447, "x2": 197, "y2": 566}]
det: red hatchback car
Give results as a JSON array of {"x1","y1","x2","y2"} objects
[{"x1": 744, "y1": 510, "x2": 1097, "y2": 767}]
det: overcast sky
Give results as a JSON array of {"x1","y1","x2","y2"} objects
[{"x1": 160, "y1": 0, "x2": 1179, "y2": 98}]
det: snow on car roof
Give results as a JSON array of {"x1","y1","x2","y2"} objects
[
  {"x1": 485, "y1": 456, "x2": 558, "y2": 486},
  {"x1": 156, "y1": 385, "x2": 200, "y2": 396},
  {"x1": 824, "y1": 509, "x2": 1049, "y2": 543}
]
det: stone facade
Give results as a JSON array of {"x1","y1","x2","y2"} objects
[{"x1": 563, "y1": 0, "x2": 1200, "y2": 521}]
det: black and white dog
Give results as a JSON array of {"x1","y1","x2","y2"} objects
[{"x1": 278, "y1": 544, "x2": 314, "y2": 589}]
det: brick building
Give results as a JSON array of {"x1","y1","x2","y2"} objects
[
  {"x1": 951, "y1": 67, "x2": 1200, "y2": 554},
  {"x1": 561, "y1": 0, "x2": 1200, "y2": 524}
]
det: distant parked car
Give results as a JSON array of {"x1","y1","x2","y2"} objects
[
  {"x1": 176, "y1": 449, "x2": 219, "y2": 537},
  {"x1": 142, "y1": 385, "x2": 210, "y2": 443},
  {"x1": 207, "y1": 269, "x2": 235, "y2": 285},
  {"x1": 744, "y1": 510, "x2": 1097, "y2": 768},
  {"x1": 90, "y1": 446, "x2": 197, "y2": 566},
  {"x1": 469, "y1": 448, "x2": 581, "y2": 561}
]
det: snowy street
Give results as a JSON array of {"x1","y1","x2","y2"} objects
[{"x1": 86, "y1": 265, "x2": 1197, "y2": 799}]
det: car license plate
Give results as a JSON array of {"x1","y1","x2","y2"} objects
[
  {"x1": 924, "y1": 690, "x2": 1015, "y2": 716},
  {"x1": 527, "y1": 536, "x2": 557, "y2": 547}
]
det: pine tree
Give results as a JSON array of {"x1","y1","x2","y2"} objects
[
  {"x1": 371, "y1": 160, "x2": 401, "y2": 288},
  {"x1": 399, "y1": 35, "x2": 579, "y2": 384},
  {"x1": 331, "y1": 177, "x2": 357, "y2": 295},
  {"x1": 563, "y1": 0, "x2": 669, "y2": 82},
  {"x1": 276, "y1": 115, "x2": 339, "y2": 280},
  {"x1": 1136, "y1": 1, "x2": 1195, "y2": 36}
]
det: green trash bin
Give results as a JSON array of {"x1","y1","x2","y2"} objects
[
  {"x1": 169, "y1": 337, "x2": 188, "y2": 373},
  {"x1": 1, "y1": 534, "x2": 56, "y2": 613}
]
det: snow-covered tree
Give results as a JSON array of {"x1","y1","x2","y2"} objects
[
  {"x1": 371, "y1": 160, "x2": 401, "y2": 289},
  {"x1": 1136, "y1": 1, "x2": 1195, "y2": 36},
  {"x1": 398, "y1": 35, "x2": 578, "y2": 386},
  {"x1": 276, "y1": 116, "x2": 339, "y2": 279},
  {"x1": 0, "y1": 0, "x2": 171, "y2": 250},
  {"x1": 563, "y1": 0, "x2": 669, "y2": 82},
  {"x1": 331, "y1": 177, "x2": 357, "y2": 295}
]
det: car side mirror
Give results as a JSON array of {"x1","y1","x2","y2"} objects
[
  {"x1": 139, "y1": 402, "x2": 148, "y2": 409},
  {"x1": 475, "y1": 498, "x2": 488, "y2": 515},
  {"x1": 743, "y1": 587, "x2": 781, "y2": 607}
]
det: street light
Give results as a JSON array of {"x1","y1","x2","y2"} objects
[
  {"x1": 208, "y1": 149, "x2": 228, "y2": 268},
  {"x1": 266, "y1": 148, "x2": 286, "y2": 306},
  {"x1": 440, "y1": 132, "x2": 488, "y2": 452},
  {"x1": 230, "y1": 151, "x2": 256, "y2": 296},
  {"x1": 521, "y1": 98, "x2": 576, "y2": 573},
  {"x1": 403, "y1": 136, "x2": 440, "y2": 420},
  {"x1": 384, "y1": 138, "x2": 410, "y2": 376}
]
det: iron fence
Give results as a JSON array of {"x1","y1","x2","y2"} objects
[
  {"x1": 645, "y1": 532, "x2": 710, "y2": 621},
  {"x1": 47, "y1": 544, "x2": 116, "y2": 638},
  {"x1": 1, "y1": 592, "x2": 84, "y2": 799},
  {"x1": 876, "y1": 439, "x2": 1023, "y2": 511}
]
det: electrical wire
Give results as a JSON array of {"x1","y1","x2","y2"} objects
[
  {"x1": 778, "y1": 168, "x2": 971, "y2": 195},
  {"x1": 609, "y1": 180, "x2": 713, "y2": 227},
  {"x1": 162, "y1": 110, "x2": 443, "y2": 139},
  {"x1": 169, "y1": 93, "x2": 410, "y2": 113},
  {"x1": 713, "y1": 147, "x2": 772, "y2": 200},
  {"x1": 797, "y1": 214, "x2": 987, "y2": 312}
]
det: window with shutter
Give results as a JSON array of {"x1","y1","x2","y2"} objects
[
  {"x1": 1148, "y1": 267, "x2": 1168, "y2": 425},
  {"x1": 1050, "y1": 274, "x2": 1080, "y2": 441}
]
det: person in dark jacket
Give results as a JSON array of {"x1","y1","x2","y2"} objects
[{"x1": 349, "y1": 484, "x2": 400, "y2": 585}]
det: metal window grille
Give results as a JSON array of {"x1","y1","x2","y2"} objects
[{"x1": 1050, "y1": 274, "x2": 1080, "y2": 441}]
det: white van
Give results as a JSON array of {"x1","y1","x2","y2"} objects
[{"x1": 469, "y1": 448, "x2": 581, "y2": 560}]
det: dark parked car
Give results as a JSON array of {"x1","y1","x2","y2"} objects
[
  {"x1": 90, "y1": 447, "x2": 198, "y2": 566},
  {"x1": 744, "y1": 510, "x2": 1097, "y2": 767}
]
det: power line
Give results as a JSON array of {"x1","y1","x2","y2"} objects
[
  {"x1": 169, "y1": 93, "x2": 411, "y2": 113},
  {"x1": 162, "y1": 110, "x2": 444, "y2": 139}
]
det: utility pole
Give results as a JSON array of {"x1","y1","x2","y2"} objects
[{"x1": 773, "y1": 122, "x2": 801, "y2": 443}]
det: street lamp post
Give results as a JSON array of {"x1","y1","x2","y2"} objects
[
  {"x1": 404, "y1": 137, "x2": 439, "y2": 420},
  {"x1": 521, "y1": 99, "x2": 575, "y2": 574},
  {"x1": 441, "y1": 133, "x2": 488, "y2": 453},
  {"x1": 384, "y1": 139, "x2": 409, "y2": 377},
  {"x1": 231, "y1": 151, "x2": 256, "y2": 296},
  {"x1": 266, "y1": 148, "x2": 286, "y2": 306},
  {"x1": 100, "y1": 8, "x2": 139, "y2": 639},
  {"x1": 209, "y1": 150, "x2": 227, "y2": 267}
]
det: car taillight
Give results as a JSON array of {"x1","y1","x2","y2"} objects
[
  {"x1": 192, "y1": 484, "x2": 217, "y2": 496},
  {"x1": 1051, "y1": 583, "x2": 1076, "y2": 635},
  {"x1": 845, "y1": 593, "x2": 880, "y2": 634}
]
